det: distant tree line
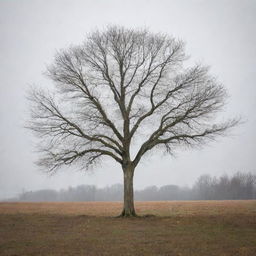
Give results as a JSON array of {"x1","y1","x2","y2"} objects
[{"x1": 18, "y1": 172, "x2": 256, "y2": 202}]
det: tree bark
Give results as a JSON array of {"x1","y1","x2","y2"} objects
[{"x1": 120, "y1": 164, "x2": 136, "y2": 217}]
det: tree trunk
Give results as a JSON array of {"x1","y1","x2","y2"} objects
[{"x1": 120, "y1": 164, "x2": 136, "y2": 217}]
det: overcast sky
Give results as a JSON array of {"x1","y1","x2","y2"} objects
[{"x1": 0, "y1": 0, "x2": 255, "y2": 199}]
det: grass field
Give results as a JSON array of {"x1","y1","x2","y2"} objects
[{"x1": 0, "y1": 201, "x2": 256, "y2": 256}]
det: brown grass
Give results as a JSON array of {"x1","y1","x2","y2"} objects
[{"x1": 0, "y1": 201, "x2": 256, "y2": 256}]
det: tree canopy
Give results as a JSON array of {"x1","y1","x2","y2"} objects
[{"x1": 28, "y1": 26, "x2": 238, "y2": 216}]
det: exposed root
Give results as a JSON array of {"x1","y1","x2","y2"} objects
[
  {"x1": 116, "y1": 209, "x2": 138, "y2": 218},
  {"x1": 115, "y1": 213, "x2": 156, "y2": 218}
]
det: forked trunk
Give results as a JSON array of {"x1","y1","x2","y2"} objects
[{"x1": 120, "y1": 164, "x2": 136, "y2": 217}]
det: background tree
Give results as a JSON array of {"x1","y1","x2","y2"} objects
[
  {"x1": 28, "y1": 26, "x2": 238, "y2": 217},
  {"x1": 17, "y1": 172, "x2": 256, "y2": 202}
]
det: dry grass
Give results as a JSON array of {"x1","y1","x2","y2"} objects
[
  {"x1": 0, "y1": 201, "x2": 256, "y2": 256},
  {"x1": 1, "y1": 200, "x2": 255, "y2": 216}
]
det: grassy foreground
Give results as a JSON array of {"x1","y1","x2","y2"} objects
[{"x1": 0, "y1": 201, "x2": 255, "y2": 256}]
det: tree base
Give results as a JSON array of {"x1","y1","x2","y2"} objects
[
  {"x1": 117, "y1": 209, "x2": 138, "y2": 218},
  {"x1": 116, "y1": 213, "x2": 157, "y2": 218}
]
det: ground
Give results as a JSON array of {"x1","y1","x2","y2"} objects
[{"x1": 0, "y1": 201, "x2": 256, "y2": 256}]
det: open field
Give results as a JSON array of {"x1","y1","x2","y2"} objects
[{"x1": 0, "y1": 201, "x2": 256, "y2": 256}]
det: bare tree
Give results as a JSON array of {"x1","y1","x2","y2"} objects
[{"x1": 27, "y1": 26, "x2": 238, "y2": 216}]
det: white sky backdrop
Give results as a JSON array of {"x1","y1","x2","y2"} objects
[{"x1": 0, "y1": 0, "x2": 255, "y2": 199}]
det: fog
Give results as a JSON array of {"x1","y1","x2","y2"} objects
[
  {"x1": 11, "y1": 172, "x2": 256, "y2": 202},
  {"x1": 0, "y1": 0, "x2": 256, "y2": 200}
]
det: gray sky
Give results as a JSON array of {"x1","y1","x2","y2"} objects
[{"x1": 0, "y1": 0, "x2": 255, "y2": 199}]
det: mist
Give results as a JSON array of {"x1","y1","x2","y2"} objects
[
  {"x1": 0, "y1": 0, "x2": 255, "y2": 200},
  {"x1": 8, "y1": 172, "x2": 255, "y2": 202}
]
